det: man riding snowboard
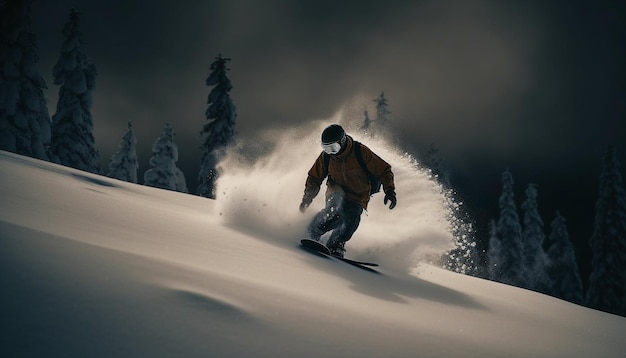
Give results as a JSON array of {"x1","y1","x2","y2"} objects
[{"x1": 299, "y1": 124, "x2": 397, "y2": 257}]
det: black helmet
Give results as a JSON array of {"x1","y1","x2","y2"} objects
[
  {"x1": 321, "y1": 124, "x2": 345, "y2": 144},
  {"x1": 321, "y1": 124, "x2": 346, "y2": 155}
]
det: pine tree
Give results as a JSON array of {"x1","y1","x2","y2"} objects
[
  {"x1": 586, "y1": 146, "x2": 626, "y2": 316},
  {"x1": 546, "y1": 212, "x2": 583, "y2": 304},
  {"x1": 144, "y1": 123, "x2": 188, "y2": 193},
  {"x1": 521, "y1": 183, "x2": 551, "y2": 294},
  {"x1": 108, "y1": 121, "x2": 138, "y2": 183},
  {"x1": 491, "y1": 169, "x2": 525, "y2": 286},
  {"x1": 0, "y1": 0, "x2": 51, "y2": 160},
  {"x1": 373, "y1": 91, "x2": 391, "y2": 127},
  {"x1": 49, "y1": 8, "x2": 100, "y2": 174},
  {"x1": 363, "y1": 91, "x2": 392, "y2": 137},
  {"x1": 197, "y1": 54, "x2": 237, "y2": 198}
]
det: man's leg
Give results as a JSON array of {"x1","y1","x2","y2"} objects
[
  {"x1": 307, "y1": 192, "x2": 344, "y2": 240},
  {"x1": 327, "y1": 200, "x2": 363, "y2": 257}
]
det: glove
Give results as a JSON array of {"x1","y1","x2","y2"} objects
[
  {"x1": 384, "y1": 190, "x2": 397, "y2": 210},
  {"x1": 299, "y1": 201, "x2": 309, "y2": 213}
]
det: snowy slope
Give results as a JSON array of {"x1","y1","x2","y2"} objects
[{"x1": 1, "y1": 149, "x2": 625, "y2": 358}]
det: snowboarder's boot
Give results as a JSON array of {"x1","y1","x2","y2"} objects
[{"x1": 327, "y1": 239, "x2": 346, "y2": 258}]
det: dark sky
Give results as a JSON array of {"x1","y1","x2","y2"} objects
[{"x1": 31, "y1": 0, "x2": 625, "y2": 279}]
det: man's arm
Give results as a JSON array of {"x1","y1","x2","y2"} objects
[
  {"x1": 361, "y1": 145, "x2": 395, "y2": 194},
  {"x1": 300, "y1": 153, "x2": 327, "y2": 211}
]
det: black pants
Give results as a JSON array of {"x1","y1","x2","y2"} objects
[{"x1": 308, "y1": 192, "x2": 363, "y2": 248}]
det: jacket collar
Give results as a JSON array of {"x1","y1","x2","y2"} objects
[{"x1": 334, "y1": 135, "x2": 354, "y2": 159}]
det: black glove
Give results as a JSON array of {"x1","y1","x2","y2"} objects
[
  {"x1": 384, "y1": 190, "x2": 397, "y2": 210},
  {"x1": 299, "y1": 201, "x2": 309, "y2": 213}
]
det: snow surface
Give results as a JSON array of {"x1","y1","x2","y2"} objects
[{"x1": 1, "y1": 148, "x2": 625, "y2": 358}]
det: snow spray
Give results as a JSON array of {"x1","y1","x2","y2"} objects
[{"x1": 215, "y1": 119, "x2": 462, "y2": 272}]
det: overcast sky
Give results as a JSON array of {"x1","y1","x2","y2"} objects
[{"x1": 31, "y1": 0, "x2": 625, "y2": 270}]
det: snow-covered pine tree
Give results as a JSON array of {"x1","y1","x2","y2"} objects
[
  {"x1": 365, "y1": 91, "x2": 392, "y2": 137},
  {"x1": 586, "y1": 146, "x2": 626, "y2": 316},
  {"x1": 545, "y1": 212, "x2": 583, "y2": 304},
  {"x1": 144, "y1": 123, "x2": 188, "y2": 193},
  {"x1": 108, "y1": 121, "x2": 138, "y2": 183},
  {"x1": 0, "y1": 0, "x2": 51, "y2": 160},
  {"x1": 373, "y1": 91, "x2": 390, "y2": 127},
  {"x1": 49, "y1": 8, "x2": 100, "y2": 174},
  {"x1": 491, "y1": 169, "x2": 525, "y2": 286},
  {"x1": 197, "y1": 54, "x2": 237, "y2": 199},
  {"x1": 521, "y1": 183, "x2": 551, "y2": 294}
]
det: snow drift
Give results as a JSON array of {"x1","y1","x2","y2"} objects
[{"x1": 1, "y1": 148, "x2": 625, "y2": 358}]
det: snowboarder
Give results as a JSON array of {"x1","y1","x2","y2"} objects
[{"x1": 299, "y1": 124, "x2": 397, "y2": 257}]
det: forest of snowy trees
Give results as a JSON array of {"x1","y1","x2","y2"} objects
[
  {"x1": 0, "y1": 1, "x2": 236, "y2": 195},
  {"x1": 486, "y1": 171, "x2": 581, "y2": 299},
  {"x1": 443, "y1": 150, "x2": 625, "y2": 316},
  {"x1": 1, "y1": 1, "x2": 625, "y2": 317}
]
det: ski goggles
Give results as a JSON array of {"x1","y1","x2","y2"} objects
[{"x1": 322, "y1": 142, "x2": 342, "y2": 155}]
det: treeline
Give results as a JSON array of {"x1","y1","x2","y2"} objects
[
  {"x1": 0, "y1": 1, "x2": 236, "y2": 197},
  {"x1": 444, "y1": 147, "x2": 626, "y2": 317}
]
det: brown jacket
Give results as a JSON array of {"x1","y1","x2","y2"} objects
[{"x1": 302, "y1": 136, "x2": 395, "y2": 209}]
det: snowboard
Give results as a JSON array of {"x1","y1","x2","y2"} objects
[{"x1": 300, "y1": 239, "x2": 379, "y2": 267}]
